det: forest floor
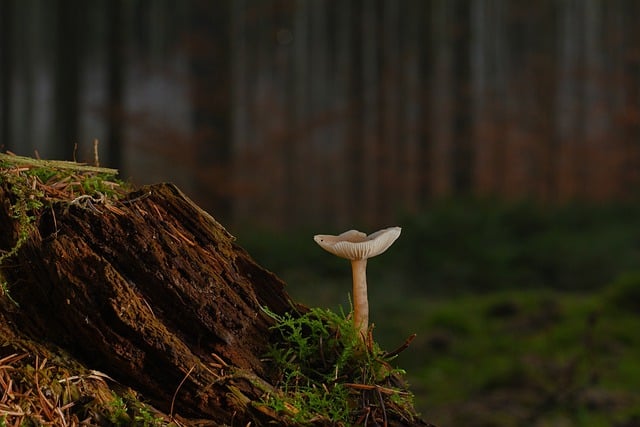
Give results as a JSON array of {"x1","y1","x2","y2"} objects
[
  {"x1": 2, "y1": 153, "x2": 639, "y2": 426},
  {"x1": 0, "y1": 153, "x2": 430, "y2": 426},
  {"x1": 238, "y1": 197, "x2": 640, "y2": 427},
  {"x1": 284, "y1": 277, "x2": 640, "y2": 427}
]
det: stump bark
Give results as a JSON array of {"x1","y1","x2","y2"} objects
[
  {"x1": 1, "y1": 182, "x2": 300, "y2": 424},
  {"x1": 0, "y1": 167, "x2": 432, "y2": 426}
]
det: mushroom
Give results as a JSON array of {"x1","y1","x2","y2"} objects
[{"x1": 313, "y1": 227, "x2": 402, "y2": 337}]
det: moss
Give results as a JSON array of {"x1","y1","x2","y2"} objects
[
  {"x1": 260, "y1": 307, "x2": 419, "y2": 425},
  {"x1": 0, "y1": 153, "x2": 129, "y2": 301}
]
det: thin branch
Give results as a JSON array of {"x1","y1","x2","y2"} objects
[
  {"x1": 170, "y1": 365, "x2": 195, "y2": 420},
  {"x1": 383, "y1": 333, "x2": 417, "y2": 359}
]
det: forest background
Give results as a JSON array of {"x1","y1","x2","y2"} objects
[{"x1": 2, "y1": 1, "x2": 640, "y2": 425}]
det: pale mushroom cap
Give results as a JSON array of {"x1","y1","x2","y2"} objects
[{"x1": 313, "y1": 226, "x2": 402, "y2": 260}]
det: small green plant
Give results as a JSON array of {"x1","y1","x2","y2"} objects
[
  {"x1": 261, "y1": 307, "x2": 417, "y2": 425},
  {"x1": 107, "y1": 393, "x2": 130, "y2": 424},
  {"x1": 0, "y1": 277, "x2": 19, "y2": 306},
  {"x1": 80, "y1": 173, "x2": 123, "y2": 197},
  {"x1": 0, "y1": 170, "x2": 44, "y2": 267},
  {"x1": 134, "y1": 405, "x2": 165, "y2": 427}
]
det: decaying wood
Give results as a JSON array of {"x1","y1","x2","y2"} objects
[
  {"x1": 0, "y1": 172, "x2": 432, "y2": 426},
  {"x1": 0, "y1": 182, "x2": 298, "y2": 424}
]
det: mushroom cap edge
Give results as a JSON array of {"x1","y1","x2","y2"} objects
[{"x1": 313, "y1": 226, "x2": 402, "y2": 260}]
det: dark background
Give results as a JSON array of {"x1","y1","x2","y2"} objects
[{"x1": 3, "y1": 1, "x2": 640, "y2": 230}]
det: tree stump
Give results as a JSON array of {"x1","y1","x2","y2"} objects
[
  {"x1": 0, "y1": 156, "x2": 432, "y2": 426},
  {"x1": 1, "y1": 181, "x2": 296, "y2": 422}
]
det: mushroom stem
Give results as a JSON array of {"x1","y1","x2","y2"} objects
[{"x1": 350, "y1": 258, "x2": 369, "y2": 337}]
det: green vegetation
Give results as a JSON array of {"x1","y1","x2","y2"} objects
[
  {"x1": 240, "y1": 199, "x2": 640, "y2": 297},
  {"x1": 397, "y1": 199, "x2": 640, "y2": 293},
  {"x1": 388, "y1": 282, "x2": 640, "y2": 426},
  {"x1": 238, "y1": 199, "x2": 640, "y2": 426},
  {"x1": 104, "y1": 392, "x2": 169, "y2": 426},
  {"x1": 0, "y1": 160, "x2": 46, "y2": 266},
  {"x1": 261, "y1": 307, "x2": 418, "y2": 425},
  {"x1": 258, "y1": 275, "x2": 640, "y2": 426}
]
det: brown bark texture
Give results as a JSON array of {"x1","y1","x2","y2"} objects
[
  {"x1": 0, "y1": 168, "x2": 431, "y2": 426},
  {"x1": 1, "y1": 182, "x2": 296, "y2": 424}
]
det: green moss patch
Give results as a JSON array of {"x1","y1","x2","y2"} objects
[{"x1": 260, "y1": 307, "x2": 420, "y2": 426}]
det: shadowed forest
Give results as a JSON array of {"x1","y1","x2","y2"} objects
[
  {"x1": 2, "y1": 1, "x2": 640, "y2": 426},
  {"x1": 3, "y1": 1, "x2": 640, "y2": 227}
]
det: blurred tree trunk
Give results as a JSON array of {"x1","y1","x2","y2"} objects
[
  {"x1": 604, "y1": 4, "x2": 624, "y2": 200},
  {"x1": 381, "y1": 0, "x2": 400, "y2": 221},
  {"x1": 583, "y1": 0, "x2": 610, "y2": 200},
  {"x1": 308, "y1": 0, "x2": 331, "y2": 225},
  {"x1": 502, "y1": 3, "x2": 532, "y2": 199},
  {"x1": 14, "y1": 0, "x2": 39, "y2": 156},
  {"x1": 230, "y1": 0, "x2": 249, "y2": 223},
  {"x1": 272, "y1": 0, "x2": 294, "y2": 228},
  {"x1": 555, "y1": 0, "x2": 582, "y2": 199},
  {"x1": 53, "y1": 0, "x2": 84, "y2": 159},
  {"x1": 315, "y1": 0, "x2": 351, "y2": 227},
  {"x1": 618, "y1": 2, "x2": 640, "y2": 195},
  {"x1": 189, "y1": 0, "x2": 232, "y2": 223},
  {"x1": 400, "y1": 0, "x2": 422, "y2": 213},
  {"x1": 361, "y1": 0, "x2": 381, "y2": 225},
  {"x1": 347, "y1": 0, "x2": 364, "y2": 224},
  {"x1": 451, "y1": 0, "x2": 471, "y2": 194},
  {"x1": 416, "y1": 2, "x2": 433, "y2": 204},
  {"x1": 292, "y1": 0, "x2": 312, "y2": 223},
  {"x1": 430, "y1": 0, "x2": 454, "y2": 197},
  {"x1": 0, "y1": 0, "x2": 12, "y2": 152},
  {"x1": 470, "y1": 0, "x2": 498, "y2": 196},
  {"x1": 334, "y1": 0, "x2": 354, "y2": 226},
  {"x1": 106, "y1": 0, "x2": 125, "y2": 170}
]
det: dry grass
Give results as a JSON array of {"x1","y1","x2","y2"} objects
[
  {"x1": 0, "y1": 352, "x2": 109, "y2": 426},
  {"x1": 0, "y1": 346, "x2": 176, "y2": 426}
]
